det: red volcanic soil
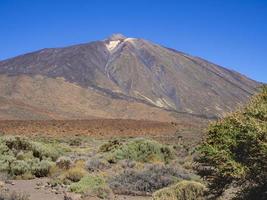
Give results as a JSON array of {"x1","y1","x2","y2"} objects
[
  {"x1": 0, "y1": 119, "x2": 181, "y2": 136},
  {"x1": 0, "y1": 119, "x2": 207, "y2": 144}
]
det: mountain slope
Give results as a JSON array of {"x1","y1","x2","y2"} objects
[{"x1": 0, "y1": 34, "x2": 260, "y2": 120}]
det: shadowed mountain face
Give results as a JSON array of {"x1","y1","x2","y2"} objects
[{"x1": 0, "y1": 34, "x2": 260, "y2": 120}]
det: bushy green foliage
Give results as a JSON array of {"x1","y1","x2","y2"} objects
[
  {"x1": 102, "y1": 138, "x2": 174, "y2": 163},
  {"x1": 0, "y1": 154, "x2": 16, "y2": 172},
  {"x1": 31, "y1": 159, "x2": 53, "y2": 177},
  {"x1": 31, "y1": 142, "x2": 61, "y2": 161},
  {"x1": 99, "y1": 138, "x2": 124, "y2": 152},
  {"x1": 0, "y1": 136, "x2": 63, "y2": 178},
  {"x1": 69, "y1": 175, "x2": 111, "y2": 198},
  {"x1": 152, "y1": 180, "x2": 205, "y2": 200},
  {"x1": 4, "y1": 136, "x2": 32, "y2": 152},
  {"x1": 197, "y1": 86, "x2": 267, "y2": 199},
  {"x1": 70, "y1": 175, "x2": 105, "y2": 193},
  {"x1": 10, "y1": 160, "x2": 30, "y2": 176}
]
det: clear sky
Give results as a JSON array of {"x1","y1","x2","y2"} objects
[{"x1": 0, "y1": 0, "x2": 266, "y2": 83}]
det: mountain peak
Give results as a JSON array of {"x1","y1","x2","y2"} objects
[
  {"x1": 0, "y1": 35, "x2": 259, "y2": 121},
  {"x1": 107, "y1": 33, "x2": 127, "y2": 41}
]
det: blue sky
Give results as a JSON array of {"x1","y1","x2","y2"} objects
[{"x1": 0, "y1": 0, "x2": 266, "y2": 83}]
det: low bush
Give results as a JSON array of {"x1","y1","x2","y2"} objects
[
  {"x1": 65, "y1": 167, "x2": 87, "y2": 182},
  {"x1": 69, "y1": 175, "x2": 111, "y2": 199},
  {"x1": 119, "y1": 159, "x2": 136, "y2": 169},
  {"x1": 99, "y1": 139, "x2": 124, "y2": 153},
  {"x1": 0, "y1": 136, "x2": 64, "y2": 179},
  {"x1": 10, "y1": 160, "x2": 30, "y2": 176},
  {"x1": 31, "y1": 142, "x2": 61, "y2": 161},
  {"x1": 4, "y1": 136, "x2": 32, "y2": 152},
  {"x1": 0, "y1": 141, "x2": 11, "y2": 155},
  {"x1": 16, "y1": 151, "x2": 34, "y2": 161},
  {"x1": 102, "y1": 138, "x2": 174, "y2": 164},
  {"x1": 56, "y1": 156, "x2": 72, "y2": 170},
  {"x1": 86, "y1": 158, "x2": 110, "y2": 172},
  {"x1": 109, "y1": 164, "x2": 194, "y2": 195},
  {"x1": 0, "y1": 154, "x2": 16, "y2": 172},
  {"x1": 152, "y1": 180, "x2": 205, "y2": 200},
  {"x1": 32, "y1": 159, "x2": 53, "y2": 177}
]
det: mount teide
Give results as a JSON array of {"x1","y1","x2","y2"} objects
[{"x1": 0, "y1": 34, "x2": 259, "y2": 121}]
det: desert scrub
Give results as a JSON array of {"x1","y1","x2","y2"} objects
[
  {"x1": 86, "y1": 157, "x2": 110, "y2": 172},
  {"x1": 65, "y1": 166, "x2": 88, "y2": 182},
  {"x1": 10, "y1": 160, "x2": 30, "y2": 176},
  {"x1": 102, "y1": 138, "x2": 174, "y2": 163},
  {"x1": 152, "y1": 180, "x2": 206, "y2": 200},
  {"x1": 31, "y1": 159, "x2": 53, "y2": 177},
  {"x1": 0, "y1": 136, "x2": 64, "y2": 178},
  {"x1": 0, "y1": 154, "x2": 16, "y2": 172},
  {"x1": 99, "y1": 138, "x2": 124, "y2": 152},
  {"x1": 30, "y1": 142, "x2": 63, "y2": 161},
  {"x1": 56, "y1": 156, "x2": 72, "y2": 169},
  {"x1": 1, "y1": 136, "x2": 64, "y2": 161},
  {"x1": 69, "y1": 175, "x2": 112, "y2": 199},
  {"x1": 109, "y1": 164, "x2": 194, "y2": 195},
  {"x1": 4, "y1": 136, "x2": 32, "y2": 152}
]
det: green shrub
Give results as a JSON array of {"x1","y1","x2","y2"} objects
[
  {"x1": 10, "y1": 160, "x2": 30, "y2": 176},
  {"x1": 65, "y1": 167, "x2": 87, "y2": 182},
  {"x1": 103, "y1": 138, "x2": 174, "y2": 163},
  {"x1": 16, "y1": 151, "x2": 34, "y2": 161},
  {"x1": 32, "y1": 159, "x2": 53, "y2": 177},
  {"x1": 0, "y1": 141, "x2": 11, "y2": 155},
  {"x1": 1, "y1": 136, "x2": 62, "y2": 161},
  {"x1": 56, "y1": 156, "x2": 72, "y2": 169},
  {"x1": 152, "y1": 181, "x2": 205, "y2": 200},
  {"x1": 31, "y1": 142, "x2": 61, "y2": 161},
  {"x1": 4, "y1": 136, "x2": 32, "y2": 152},
  {"x1": 197, "y1": 86, "x2": 267, "y2": 199},
  {"x1": 99, "y1": 139, "x2": 124, "y2": 152},
  {"x1": 0, "y1": 136, "x2": 64, "y2": 179},
  {"x1": 69, "y1": 175, "x2": 107, "y2": 195},
  {"x1": 0, "y1": 154, "x2": 16, "y2": 172}
]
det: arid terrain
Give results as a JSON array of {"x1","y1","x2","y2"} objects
[
  {"x1": 0, "y1": 34, "x2": 262, "y2": 200},
  {"x1": 0, "y1": 117, "x2": 207, "y2": 145}
]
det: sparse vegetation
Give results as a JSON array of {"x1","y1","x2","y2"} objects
[
  {"x1": 86, "y1": 157, "x2": 110, "y2": 172},
  {"x1": 0, "y1": 134, "x2": 198, "y2": 199},
  {"x1": 109, "y1": 164, "x2": 195, "y2": 195}
]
